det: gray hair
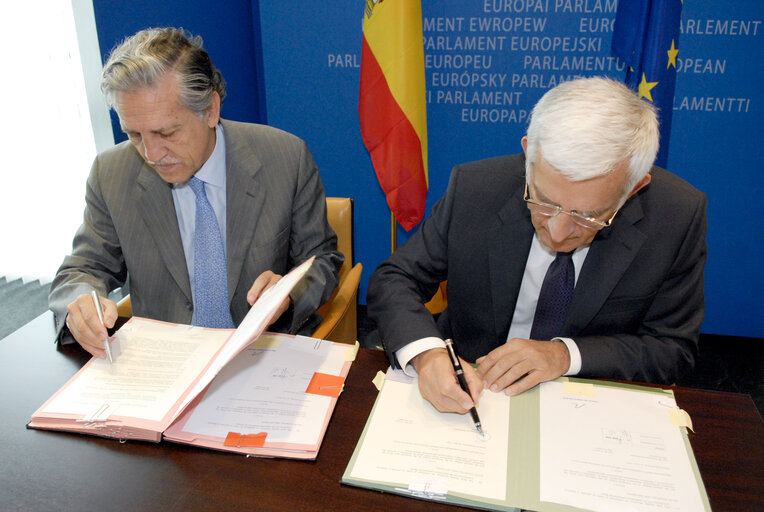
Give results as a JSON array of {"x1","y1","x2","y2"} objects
[
  {"x1": 100, "y1": 27, "x2": 226, "y2": 116},
  {"x1": 525, "y1": 77, "x2": 659, "y2": 196}
]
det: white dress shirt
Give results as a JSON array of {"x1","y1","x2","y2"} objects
[{"x1": 395, "y1": 233, "x2": 588, "y2": 377}]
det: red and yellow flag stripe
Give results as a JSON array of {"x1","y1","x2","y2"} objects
[{"x1": 359, "y1": 0, "x2": 428, "y2": 231}]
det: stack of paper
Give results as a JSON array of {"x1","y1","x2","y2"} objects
[
  {"x1": 165, "y1": 332, "x2": 356, "y2": 458},
  {"x1": 29, "y1": 257, "x2": 359, "y2": 459}
]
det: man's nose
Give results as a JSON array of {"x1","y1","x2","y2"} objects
[
  {"x1": 141, "y1": 135, "x2": 164, "y2": 163},
  {"x1": 546, "y1": 212, "x2": 576, "y2": 242}
]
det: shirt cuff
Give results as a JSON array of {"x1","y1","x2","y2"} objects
[
  {"x1": 554, "y1": 337, "x2": 581, "y2": 376},
  {"x1": 395, "y1": 337, "x2": 447, "y2": 377},
  {"x1": 58, "y1": 314, "x2": 75, "y2": 345}
]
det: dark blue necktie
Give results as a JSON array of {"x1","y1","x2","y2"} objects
[
  {"x1": 530, "y1": 251, "x2": 575, "y2": 341},
  {"x1": 188, "y1": 176, "x2": 234, "y2": 328}
]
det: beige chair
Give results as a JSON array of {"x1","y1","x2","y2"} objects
[
  {"x1": 116, "y1": 291, "x2": 132, "y2": 317},
  {"x1": 424, "y1": 281, "x2": 448, "y2": 314},
  {"x1": 312, "y1": 197, "x2": 362, "y2": 344},
  {"x1": 116, "y1": 197, "x2": 362, "y2": 344}
]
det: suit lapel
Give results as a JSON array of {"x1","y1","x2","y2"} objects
[
  {"x1": 488, "y1": 175, "x2": 535, "y2": 341},
  {"x1": 136, "y1": 165, "x2": 192, "y2": 302},
  {"x1": 564, "y1": 193, "x2": 647, "y2": 334},
  {"x1": 222, "y1": 121, "x2": 265, "y2": 300}
]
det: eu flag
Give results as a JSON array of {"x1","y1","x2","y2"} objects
[{"x1": 612, "y1": 0, "x2": 683, "y2": 168}]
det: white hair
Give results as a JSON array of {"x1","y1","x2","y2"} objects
[{"x1": 525, "y1": 77, "x2": 659, "y2": 196}]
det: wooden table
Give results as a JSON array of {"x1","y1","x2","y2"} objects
[{"x1": 1, "y1": 312, "x2": 762, "y2": 511}]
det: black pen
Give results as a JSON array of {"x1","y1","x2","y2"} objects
[{"x1": 443, "y1": 338, "x2": 483, "y2": 435}]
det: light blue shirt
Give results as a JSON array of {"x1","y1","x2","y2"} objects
[{"x1": 171, "y1": 123, "x2": 227, "y2": 323}]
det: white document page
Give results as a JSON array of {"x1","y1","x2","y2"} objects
[
  {"x1": 182, "y1": 334, "x2": 345, "y2": 445},
  {"x1": 540, "y1": 381, "x2": 705, "y2": 512},
  {"x1": 347, "y1": 369, "x2": 510, "y2": 501},
  {"x1": 177, "y1": 257, "x2": 314, "y2": 415},
  {"x1": 42, "y1": 321, "x2": 231, "y2": 422}
]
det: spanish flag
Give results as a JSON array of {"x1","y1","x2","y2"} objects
[{"x1": 359, "y1": 0, "x2": 428, "y2": 231}]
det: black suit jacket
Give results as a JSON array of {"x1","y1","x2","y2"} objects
[{"x1": 367, "y1": 153, "x2": 707, "y2": 384}]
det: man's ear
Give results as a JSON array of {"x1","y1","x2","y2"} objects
[
  {"x1": 628, "y1": 173, "x2": 652, "y2": 197},
  {"x1": 205, "y1": 91, "x2": 221, "y2": 128},
  {"x1": 521, "y1": 136, "x2": 528, "y2": 155}
]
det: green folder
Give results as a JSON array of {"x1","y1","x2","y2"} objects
[{"x1": 341, "y1": 375, "x2": 711, "y2": 512}]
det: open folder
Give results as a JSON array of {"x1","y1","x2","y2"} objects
[
  {"x1": 342, "y1": 369, "x2": 711, "y2": 512},
  {"x1": 29, "y1": 258, "x2": 356, "y2": 458}
]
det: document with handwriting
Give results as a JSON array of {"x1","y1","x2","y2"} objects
[
  {"x1": 539, "y1": 381, "x2": 706, "y2": 512},
  {"x1": 29, "y1": 258, "x2": 318, "y2": 443},
  {"x1": 35, "y1": 321, "x2": 230, "y2": 426},
  {"x1": 345, "y1": 369, "x2": 510, "y2": 501},
  {"x1": 343, "y1": 375, "x2": 710, "y2": 512}
]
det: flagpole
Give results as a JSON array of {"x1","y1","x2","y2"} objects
[{"x1": 391, "y1": 212, "x2": 397, "y2": 254}]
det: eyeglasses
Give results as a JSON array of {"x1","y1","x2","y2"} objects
[{"x1": 523, "y1": 182, "x2": 620, "y2": 231}]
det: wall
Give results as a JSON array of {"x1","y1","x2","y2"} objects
[
  {"x1": 92, "y1": 1, "x2": 763, "y2": 338},
  {"x1": 258, "y1": 1, "x2": 763, "y2": 339},
  {"x1": 92, "y1": 0, "x2": 265, "y2": 140}
]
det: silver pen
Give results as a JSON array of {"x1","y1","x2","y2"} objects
[{"x1": 91, "y1": 290, "x2": 113, "y2": 363}]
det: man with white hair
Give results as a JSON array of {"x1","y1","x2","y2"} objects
[{"x1": 367, "y1": 77, "x2": 707, "y2": 414}]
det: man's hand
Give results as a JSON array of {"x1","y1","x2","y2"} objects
[
  {"x1": 476, "y1": 338, "x2": 570, "y2": 396},
  {"x1": 247, "y1": 270, "x2": 290, "y2": 324},
  {"x1": 65, "y1": 294, "x2": 118, "y2": 358},
  {"x1": 411, "y1": 347, "x2": 484, "y2": 414}
]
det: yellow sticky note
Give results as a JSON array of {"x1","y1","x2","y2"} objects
[
  {"x1": 372, "y1": 371, "x2": 386, "y2": 391},
  {"x1": 344, "y1": 341, "x2": 360, "y2": 362},
  {"x1": 563, "y1": 381, "x2": 596, "y2": 397},
  {"x1": 668, "y1": 408, "x2": 694, "y2": 432},
  {"x1": 252, "y1": 335, "x2": 281, "y2": 349}
]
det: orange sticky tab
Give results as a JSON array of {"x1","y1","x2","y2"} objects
[
  {"x1": 224, "y1": 432, "x2": 267, "y2": 447},
  {"x1": 305, "y1": 372, "x2": 345, "y2": 398}
]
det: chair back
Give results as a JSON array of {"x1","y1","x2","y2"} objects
[
  {"x1": 425, "y1": 281, "x2": 448, "y2": 314},
  {"x1": 315, "y1": 197, "x2": 360, "y2": 343},
  {"x1": 325, "y1": 197, "x2": 353, "y2": 276}
]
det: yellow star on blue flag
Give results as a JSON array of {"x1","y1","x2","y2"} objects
[
  {"x1": 667, "y1": 39, "x2": 679, "y2": 69},
  {"x1": 638, "y1": 73, "x2": 659, "y2": 102},
  {"x1": 612, "y1": 0, "x2": 683, "y2": 168}
]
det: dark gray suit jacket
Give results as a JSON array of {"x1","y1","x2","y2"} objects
[
  {"x1": 50, "y1": 119, "x2": 343, "y2": 336},
  {"x1": 367, "y1": 153, "x2": 707, "y2": 384}
]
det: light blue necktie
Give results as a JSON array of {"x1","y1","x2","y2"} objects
[{"x1": 188, "y1": 176, "x2": 234, "y2": 328}]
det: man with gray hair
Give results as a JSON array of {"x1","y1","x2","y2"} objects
[
  {"x1": 50, "y1": 27, "x2": 343, "y2": 357},
  {"x1": 368, "y1": 77, "x2": 706, "y2": 414}
]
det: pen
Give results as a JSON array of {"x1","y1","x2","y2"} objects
[
  {"x1": 443, "y1": 338, "x2": 483, "y2": 435},
  {"x1": 91, "y1": 290, "x2": 113, "y2": 363}
]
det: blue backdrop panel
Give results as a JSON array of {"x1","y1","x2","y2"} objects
[
  {"x1": 258, "y1": 2, "x2": 390, "y2": 305},
  {"x1": 669, "y1": 3, "x2": 763, "y2": 337},
  {"x1": 92, "y1": 0, "x2": 265, "y2": 142},
  {"x1": 260, "y1": 1, "x2": 763, "y2": 338}
]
